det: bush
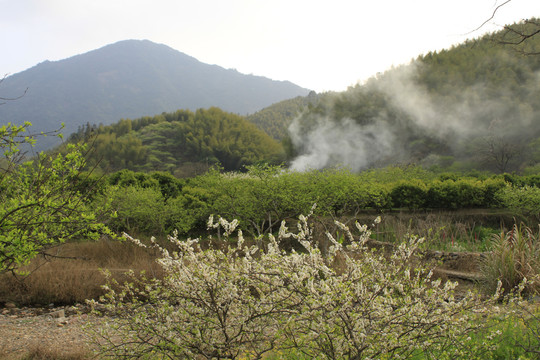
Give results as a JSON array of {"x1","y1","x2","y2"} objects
[
  {"x1": 0, "y1": 122, "x2": 111, "y2": 274},
  {"x1": 497, "y1": 185, "x2": 540, "y2": 221},
  {"x1": 390, "y1": 179, "x2": 428, "y2": 209},
  {"x1": 89, "y1": 210, "x2": 508, "y2": 359},
  {"x1": 105, "y1": 186, "x2": 167, "y2": 235},
  {"x1": 426, "y1": 179, "x2": 487, "y2": 209}
]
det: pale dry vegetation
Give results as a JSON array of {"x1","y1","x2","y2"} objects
[{"x1": 0, "y1": 238, "x2": 164, "y2": 306}]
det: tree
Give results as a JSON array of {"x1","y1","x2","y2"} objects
[
  {"x1": 0, "y1": 122, "x2": 111, "y2": 274},
  {"x1": 474, "y1": 120, "x2": 524, "y2": 173},
  {"x1": 496, "y1": 18, "x2": 540, "y2": 55},
  {"x1": 0, "y1": 74, "x2": 27, "y2": 105},
  {"x1": 89, "y1": 211, "x2": 511, "y2": 359}
]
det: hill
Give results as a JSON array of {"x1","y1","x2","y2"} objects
[
  {"x1": 246, "y1": 90, "x2": 321, "y2": 140},
  {"x1": 0, "y1": 40, "x2": 310, "y2": 151},
  {"x1": 67, "y1": 107, "x2": 285, "y2": 176},
  {"x1": 287, "y1": 18, "x2": 540, "y2": 174}
]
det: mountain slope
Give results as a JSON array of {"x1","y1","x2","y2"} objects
[
  {"x1": 246, "y1": 90, "x2": 321, "y2": 140},
  {"x1": 287, "y1": 18, "x2": 540, "y2": 173},
  {"x1": 0, "y1": 40, "x2": 310, "y2": 150}
]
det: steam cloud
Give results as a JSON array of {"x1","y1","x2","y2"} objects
[
  {"x1": 288, "y1": 117, "x2": 395, "y2": 172},
  {"x1": 288, "y1": 63, "x2": 538, "y2": 172}
]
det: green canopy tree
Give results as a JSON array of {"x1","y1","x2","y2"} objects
[{"x1": 0, "y1": 122, "x2": 111, "y2": 274}]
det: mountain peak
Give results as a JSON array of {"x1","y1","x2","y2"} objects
[{"x1": 0, "y1": 40, "x2": 310, "y2": 151}]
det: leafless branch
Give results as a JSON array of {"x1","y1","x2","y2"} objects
[
  {"x1": 0, "y1": 74, "x2": 28, "y2": 105},
  {"x1": 469, "y1": 0, "x2": 513, "y2": 33}
]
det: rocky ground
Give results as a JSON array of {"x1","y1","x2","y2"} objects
[{"x1": 0, "y1": 304, "x2": 96, "y2": 359}]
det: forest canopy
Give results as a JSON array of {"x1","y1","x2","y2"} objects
[{"x1": 67, "y1": 107, "x2": 285, "y2": 176}]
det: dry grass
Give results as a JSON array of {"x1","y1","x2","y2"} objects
[
  {"x1": 13, "y1": 344, "x2": 91, "y2": 360},
  {"x1": 0, "y1": 237, "x2": 165, "y2": 306}
]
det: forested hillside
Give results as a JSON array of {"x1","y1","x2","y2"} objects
[
  {"x1": 67, "y1": 107, "x2": 285, "y2": 176},
  {"x1": 285, "y1": 19, "x2": 540, "y2": 174},
  {"x1": 246, "y1": 91, "x2": 320, "y2": 140}
]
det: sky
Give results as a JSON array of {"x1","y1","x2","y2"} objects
[{"x1": 1, "y1": 0, "x2": 539, "y2": 93}]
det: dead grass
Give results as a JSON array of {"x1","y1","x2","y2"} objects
[
  {"x1": 0, "y1": 237, "x2": 165, "y2": 306},
  {"x1": 12, "y1": 344, "x2": 91, "y2": 360},
  {"x1": 0, "y1": 210, "x2": 516, "y2": 306}
]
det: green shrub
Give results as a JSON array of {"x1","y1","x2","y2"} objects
[
  {"x1": 106, "y1": 186, "x2": 167, "y2": 235},
  {"x1": 390, "y1": 179, "x2": 428, "y2": 209},
  {"x1": 497, "y1": 185, "x2": 540, "y2": 221}
]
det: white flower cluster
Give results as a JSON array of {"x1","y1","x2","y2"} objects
[{"x1": 89, "y1": 209, "x2": 511, "y2": 359}]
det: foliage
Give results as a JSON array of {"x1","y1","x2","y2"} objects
[
  {"x1": 98, "y1": 166, "x2": 540, "y2": 238},
  {"x1": 107, "y1": 169, "x2": 184, "y2": 199},
  {"x1": 496, "y1": 185, "x2": 540, "y2": 222},
  {"x1": 246, "y1": 91, "x2": 320, "y2": 140},
  {"x1": 89, "y1": 211, "x2": 509, "y2": 359},
  {"x1": 72, "y1": 107, "x2": 285, "y2": 175},
  {"x1": 104, "y1": 186, "x2": 168, "y2": 235},
  {"x1": 289, "y1": 19, "x2": 540, "y2": 173},
  {"x1": 0, "y1": 123, "x2": 111, "y2": 274},
  {"x1": 390, "y1": 179, "x2": 428, "y2": 209},
  {"x1": 481, "y1": 223, "x2": 540, "y2": 297}
]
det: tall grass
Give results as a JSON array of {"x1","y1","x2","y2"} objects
[
  {"x1": 364, "y1": 210, "x2": 504, "y2": 252},
  {"x1": 481, "y1": 223, "x2": 540, "y2": 296},
  {"x1": 0, "y1": 238, "x2": 164, "y2": 306}
]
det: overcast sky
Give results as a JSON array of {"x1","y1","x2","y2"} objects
[{"x1": 1, "y1": 0, "x2": 539, "y2": 92}]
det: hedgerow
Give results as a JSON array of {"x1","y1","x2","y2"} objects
[{"x1": 99, "y1": 166, "x2": 534, "y2": 237}]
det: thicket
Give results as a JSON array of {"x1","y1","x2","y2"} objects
[{"x1": 97, "y1": 166, "x2": 539, "y2": 239}]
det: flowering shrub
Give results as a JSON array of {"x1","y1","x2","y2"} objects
[{"x1": 89, "y1": 207, "x2": 508, "y2": 359}]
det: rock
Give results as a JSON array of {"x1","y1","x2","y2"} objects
[
  {"x1": 5, "y1": 302, "x2": 16, "y2": 309},
  {"x1": 49, "y1": 309, "x2": 65, "y2": 319}
]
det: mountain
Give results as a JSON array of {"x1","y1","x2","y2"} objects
[{"x1": 0, "y1": 39, "x2": 310, "y2": 151}]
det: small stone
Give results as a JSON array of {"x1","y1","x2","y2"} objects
[
  {"x1": 49, "y1": 309, "x2": 65, "y2": 318},
  {"x1": 5, "y1": 302, "x2": 16, "y2": 309}
]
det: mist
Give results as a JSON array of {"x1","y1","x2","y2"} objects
[
  {"x1": 287, "y1": 61, "x2": 539, "y2": 172},
  {"x1": 288, "y1": 117, "x2": 396, "y2": 172}
]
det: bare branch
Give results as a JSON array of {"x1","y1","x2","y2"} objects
[
  {"x1": 0, "y1": 74, "x2": 28, "y2": 105},
  {"x1": 469, "y1": 0, "x2": 513, "y2": 33}
]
